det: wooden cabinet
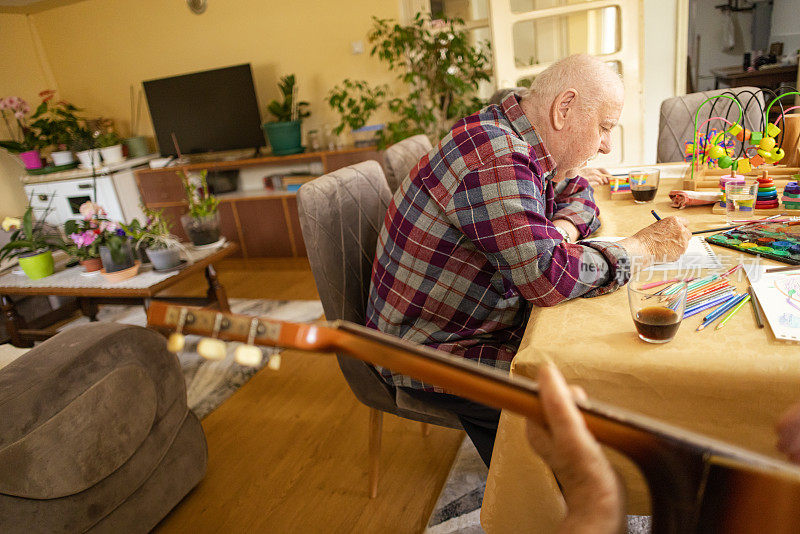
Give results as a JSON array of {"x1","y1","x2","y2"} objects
[{"x1": 136, "y1": 146, "x2": 382, "y2": 258}]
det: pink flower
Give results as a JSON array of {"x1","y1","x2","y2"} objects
[
  {"x1": 79, "y1": 201, "x2": 105, "y2": 220},
  {"x1": 0, "y1": 98, "x2": 8, "y2": 111},
  {"x1": 70, "y1": 231, "x2": 97, "y2": 248}
]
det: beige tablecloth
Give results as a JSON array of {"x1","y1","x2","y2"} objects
[{"x1": 481, "y1": 164, "x2": 800, "y2": 532}]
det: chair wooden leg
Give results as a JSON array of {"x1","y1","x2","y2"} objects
[
  {"x1": 368, "y1": 408, "x2": 383, "y2": 499},
  {"x1": 420, "y1": 422, "x2": 431, "y2": 437}
]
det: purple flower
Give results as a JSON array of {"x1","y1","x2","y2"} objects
[{"x1": 115, "y1": 228, "x2": 126, "y2": 237}]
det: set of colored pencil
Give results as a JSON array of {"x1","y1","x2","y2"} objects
[
  {"x1": 694, "y1": 293, "x2": 751, "y2": 331},
  {"x1": 683, "y1": 275, "x2": 736, "y2": 319}
]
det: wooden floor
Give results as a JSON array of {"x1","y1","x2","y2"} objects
[{"x1": 153, "y1": 258, "x2": 465, "y2": 533}]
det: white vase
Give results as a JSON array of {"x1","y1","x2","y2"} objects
[
  {"x1": 50, "y1": 150, "x2": 75, "y2": 166},
  {"x1": 99, "y1": 144, "x2": 125, "y2": 164},
  {"x1": 75, "y1": 149, "x2": 102, "y2": 168}
]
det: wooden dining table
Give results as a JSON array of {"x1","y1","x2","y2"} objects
[{"x1": 480, "y1": 164, "x2": 800, "y2": 532}]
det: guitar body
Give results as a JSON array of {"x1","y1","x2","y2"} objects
[{"x1": 146, "y1": 302, "x2": 800, "y2": 533}]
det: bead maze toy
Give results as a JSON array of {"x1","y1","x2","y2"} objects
[{"x1": 682, "y1": 89, "x2": 800, "y2": 216}]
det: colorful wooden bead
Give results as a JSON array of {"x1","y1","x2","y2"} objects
[
  {"x1": 749, "y1": 154, "x2": 765, "y2": 166},
  {"x1": 737, "y1": 158, "x2": 752, "y2": 173},
  {"x1": 718, "y1": 155, "x2": 733, "y2": 168},
  {"x1": 750, "y1": 131, "x2": 763, "y2": 143},
  {"x1": 766, "y1": 123, "x2": 781, "y2": 137},
  {"x1": 708, "y1": 145, "x2": 725, "y2": 159},
  {"x1": 772, "y1": 148, "x2": 785, "y2": 162},
  {"x1": 759, "y1": 137, "x2": 776, "y2": 151}
]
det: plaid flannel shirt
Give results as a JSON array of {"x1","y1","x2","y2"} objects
[{"x1": 366, "y1": 93, "x2": 630, "y2": 391}]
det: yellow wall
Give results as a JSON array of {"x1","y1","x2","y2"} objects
[
  {"x1": 0, "y1": 13, "x2": 51, "y2": 217},
  {"x1": 30, "y1": 0, "x2": 399, "y2": 146}
]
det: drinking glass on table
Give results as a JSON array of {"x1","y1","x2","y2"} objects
[
  {"x1": 628, "y1": 281, "x2": 688, "y2": 343},
  {"x1": 629, "y1": 168, "x2": 660, "y2": 204},
  {"x1": 725, "y1": 180, "x2": 757, "y2": 224}
]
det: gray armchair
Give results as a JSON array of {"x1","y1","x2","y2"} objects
[
  {"x1": 382, "y1": 134, "x2": 433, "y2": 193},
  {"x1": 0, "y1": 322, "x2": 207, "y2": 533},
  {"x1": 657, "y1": 86, "x2": 765, "y2": 163},
  {"x1": 296, "y1": 160, "x2": 460, "y2": 498}
]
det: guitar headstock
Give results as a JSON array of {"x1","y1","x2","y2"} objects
[{"x1": 146, "y1": 302, "x2": 330, "y2": 369}]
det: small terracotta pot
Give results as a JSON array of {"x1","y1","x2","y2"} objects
[
  {"x1": 80, "y1": 257, "x2": 103, "y2": 272},
  {"x1": 100, "y1": 260, "x2": 141, "y2": 283}
]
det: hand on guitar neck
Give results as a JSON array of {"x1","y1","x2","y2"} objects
[{"x1": 528, "y1": 363, "x2": 800, "y2": 534}]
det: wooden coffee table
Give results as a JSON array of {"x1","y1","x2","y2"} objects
[{"x1": 0, "y1": 242, "x2": 237, "y2": 347}]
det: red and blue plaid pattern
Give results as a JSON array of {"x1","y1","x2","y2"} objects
[{"x1": 366, "y1": 93, "x2": 630, "y2": 391}]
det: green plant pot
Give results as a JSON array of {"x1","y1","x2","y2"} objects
[
  {"x1": 18, "y1": 250, "x2": 55, "y2": 280},
  {"x1": 263, "y1": 120, "x2": 304, "y2": 156}
]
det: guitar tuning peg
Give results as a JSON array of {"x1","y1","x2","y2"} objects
[
  {"x1": 167, "y1": 333, "x2": 185, "y2": 353},
  {"x1": 166, "y1": 308, "x2": 189, "y2": 354},
  {"x1": 234, "y1": 318, "x2": 262, "y2": 367},
  {"x1": 198, "y1": 338, "x2": 227, "y2": 361},
  {"x1": 267, "y1": 354, "x2": 281, "y2": 370},
  {"x1": 197, "y1": 312, "x2": 227, "y2": 361}
]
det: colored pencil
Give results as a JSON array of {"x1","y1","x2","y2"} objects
[
  {"x1": 721, "y1": 264, "x2": 742, "y2": 278},
  {"x1": 692, "y1": 225, "x2": 739, "y2": 235},
  {"x1": 686, "y1": 287, "x2": 733, "y2": 307},
  {"x1": 684, "y1": 294, "x2": 739, "y2": 320},
  {"x1": 747, "y1": 286, "x2": 765, "y2": 328},
  {"x1": 695, "y1": 293, "x2": 747, "y2": 330},
  {"x1": 766, "y1": 265, "x2": 800, "y2": 274},
  {"x1": 640, "y1": 278, "x2": 678, "y2": 290},
  {"x1": 651, "y1": 210, "x2": 661, "y2": 221},
  {"x1": 715, "y1": 295, "x2": 752, "y2": 330},
  {"x1": 686, "y1": 280, "x2": 731, "y2": 301},
  {"x1": 687, "y1": 275, "x2": 718, "y2": 291}
]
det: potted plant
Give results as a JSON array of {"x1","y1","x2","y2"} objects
[
  {"x1": 70, "y1": 127, "x2": 101, "y2": 168},
  {"x1": 63, "y1": 201, "x2": 108, "y2": 272},
  {"x1": 0, "y1": 204, "x2": 65, "y2": 280},
  {"x1": 0, "y1": 96, "x2": 47, "y2": 169},
  {"x1": 96, "y1": 130, "x2": 124, "y2": 164},
  {"x1": 263, "y1": 74, "x2": 310, "y2": 156},
  {"x1": 179, "y1": 170, "x2": 221, "y2": 246},
  {"x1": 327, "y1": 79, "x2": 388, "y2": 146},
  {"x1": 99, "y1": 224, "x2": 138, "y2": 280},
  {"x1": 37, "y1": 90, "x2": 81, "y2": 166},
  {"x1": 128, "y1": 208, "x2": 190, "y2": 271}
]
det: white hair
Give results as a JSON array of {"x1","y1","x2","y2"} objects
[{"x1": 521, "y1": 54, "x2": 623, "y2": 112}]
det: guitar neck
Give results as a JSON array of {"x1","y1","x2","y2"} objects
[{"x1": 145, "y1": 302, "x2": 798, "y2": 475}]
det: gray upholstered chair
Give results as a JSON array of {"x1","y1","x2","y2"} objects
[
  {"x1": 0, "y1": 322, "x2": 207, "y2": 533},
  {"x1": 296, "y1": 160, "x2": 461, "y2": 498},
  {"x1": 382, "y1": 134, "x2": 433, "y2": 193},
  {"x1": 658, "y1": 86, "x2": 765, "y2": 163}
]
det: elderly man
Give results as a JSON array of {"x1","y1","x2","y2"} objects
[{"x1": 366, "y1": 54, "x2": 690, "y2": 466}]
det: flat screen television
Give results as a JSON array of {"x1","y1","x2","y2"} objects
[{"x1": 143, "y1": 64, "x2": 264, "y2": 157}]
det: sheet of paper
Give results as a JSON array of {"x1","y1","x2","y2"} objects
[
  {"x1": 581, "y1": 236, "x2": 723, "y2": 271},
  {"x1": 748, "y1": 265, "x2": 800, "y2": 343}
]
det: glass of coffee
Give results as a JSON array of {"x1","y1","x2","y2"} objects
[
  {"x1": 628, "y1": 282, "x2": 687, "y2": 343},
  {"x1": 628, "y1": 168, "x2": 660, "y2": 204}
]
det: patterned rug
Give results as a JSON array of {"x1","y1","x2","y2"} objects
[
  {"x1": 426, "y1": 438, "x2": 652, "y2": 534},
  {"x1": 1, "y1": 298, "x2": 324, "y2": 420}
]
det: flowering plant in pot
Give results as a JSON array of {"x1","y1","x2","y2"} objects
[
  {"x1": 63, "y1": 201, "x2": 109, "y2": 272},
  {"x1": 179, "y1": 170, "x2": 221, "y2": 246},
  {"x1": 0, "y1": 96, "x2": 47, "y2": 169},
  {"x1": 37, "y1": 90, "x2": 81, "y2": 166},
  {"x1": 126, "y1": 208, "x2": 191, "y2": 271},
  {"x1": 0, "y1": 204, "x2": 66, "y2": 280},
  {"x1": 99, "y1": 225, "x2": 135, "y2": 275}
]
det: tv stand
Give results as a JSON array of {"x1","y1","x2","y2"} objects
[{"x1": 135, "y1": 145, "x2": 384, "y2": 259}]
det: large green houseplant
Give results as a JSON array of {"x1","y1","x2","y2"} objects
[
  {"x1": 327, "y1": 14, "x2": 491, "y2": 148},
  {"x1": 263, "y1": 74, "x2": 310, "y2": 155},
  {"x1": 326, "y1": 79, "x2": 388, "y2": 146}
]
